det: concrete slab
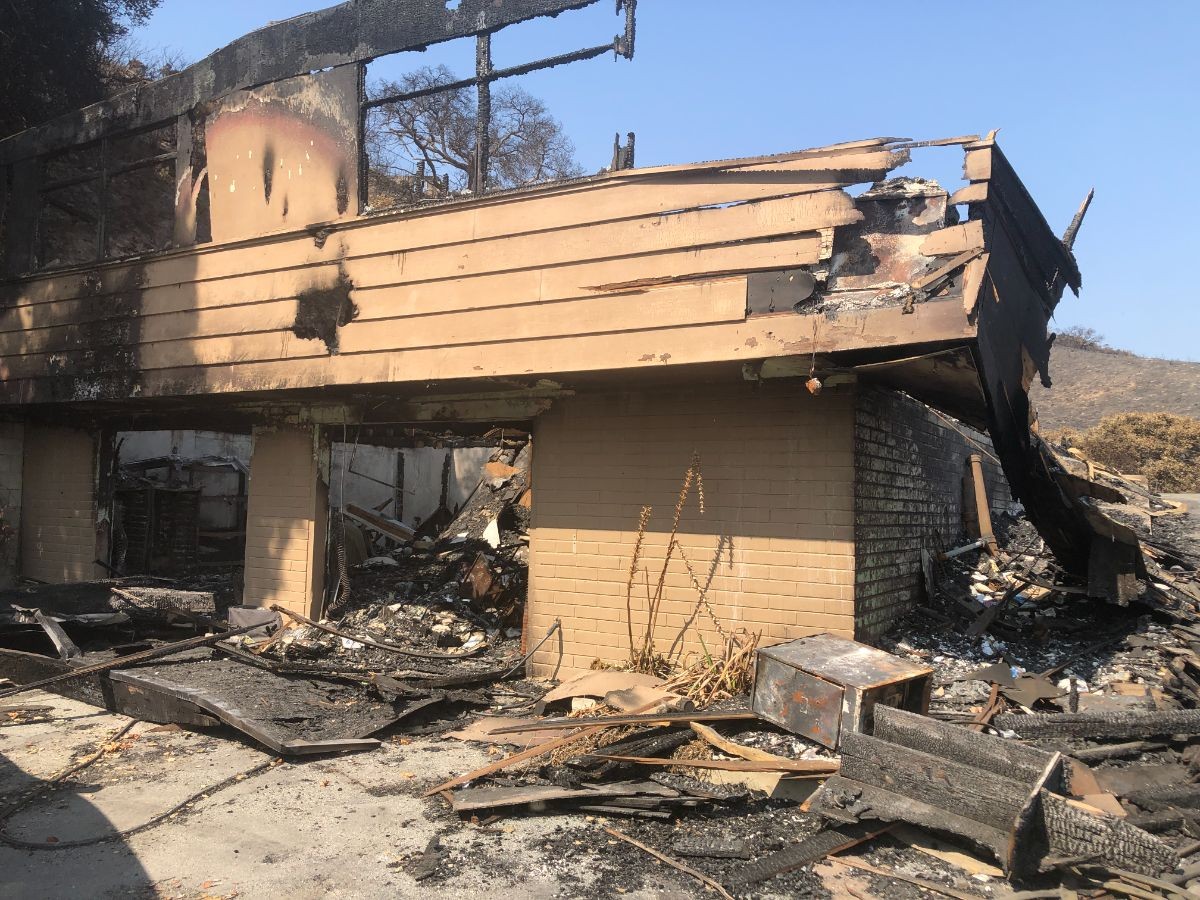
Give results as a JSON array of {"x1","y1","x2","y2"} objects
[{"x1": 0, "y1": 691, "x2": 692, "y2": 900}]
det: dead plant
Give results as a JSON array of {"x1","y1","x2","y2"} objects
[
  {"x1": 625, "y1": 452, "x2": 703, "y2": 674},
  {"x1": 622, "y1": 453, "x2": 761, "y2": 704},
  {"x1": 663, "y1": 630, "x2": 760, "y2": 707}
]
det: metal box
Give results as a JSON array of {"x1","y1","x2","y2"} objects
[{"x1": 751, "y1": 634, "x2": 933, "y2": 749}]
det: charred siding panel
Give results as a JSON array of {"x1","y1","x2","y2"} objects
[
  {"x1": 853, "y1": 386, "x2": 1009, "y2": 639},
  {"x1": 0, "y1": 174, "x2": 907, "y2": 405}
]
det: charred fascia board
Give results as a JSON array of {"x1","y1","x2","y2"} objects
[{"x1": 0, "y1": 0, "x2": 602, "y2": 165}]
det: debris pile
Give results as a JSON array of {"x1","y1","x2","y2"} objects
[
  {"x1": 4, "y1": 442, "x2": 1200, "y2": 896},
  {"x1": 265, "y1": 442, "x2": 532, "y2": 672}
]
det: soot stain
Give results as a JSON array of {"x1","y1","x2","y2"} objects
[
  {"x1": 292, "y1": 268, "x2": 358, "y2": 354},
  {"x1": 263, "y1": 144, "x2": 276, "y2": 205}
]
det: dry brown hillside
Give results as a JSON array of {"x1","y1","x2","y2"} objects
[{"x1": 1032, "y1": 345, "x2": 1200, "y2": 432}]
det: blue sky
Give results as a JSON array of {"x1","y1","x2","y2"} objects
[{"x1": 134, "y1": 1, "x2": 1200, "y2": 360}]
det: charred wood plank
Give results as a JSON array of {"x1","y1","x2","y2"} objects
[
  {"x1": 811, "y1": 775, "x2": 1011, "y2": 861},
  {"x1": 726, "y1": 822, "x2": 888, "y2": 887},
  {"x1": 1125, "y1": 785, "x2": 1200, "y2": 813},
  {"x1": 994, "y1": 710, "x2": 1200, "y2": 741},
  {"x1": 32, "y1": 611, "x2": 81, "y2": 661},
  {"x1": 839, "y1": 731, "x2": 1030, "y2": 831},
  {"x1": 872, "y1": 706, "x2": 1056, "y2": 785},
  {"x1": 1040, "y1": 793, "x2": 1177, "y2": 876},
  {"x1": 450, "y1": 780, "x2": 679, "y2": 813},
  {"x1": 1069, "y1": 742, "x2": 1168, "y2": 764},
  {"x1": 1127, "y1": 809, "x2": 1196, "y2": 834},
  {"x1": 489, "y1": 710, "x2": 756, "y2": 733}
]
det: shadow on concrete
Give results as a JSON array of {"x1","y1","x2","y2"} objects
[{"x1": 0, "y1": 728, "x2": 154, "y2": 898}]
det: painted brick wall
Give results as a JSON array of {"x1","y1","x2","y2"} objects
[
  {"x1": 528, "y1": 382, "x2": 856, "y2": 678},
  {"x1": 20, "y1": 425, "x2": 101, "y2": 583},
  {"x1": 0, "y1": 423, "x2": 23, "y2": 587},
  {"x1": 243, "y1": 427, "x2": 327, "y2": 617},
  {"x1": 854, "y1": 387, "x2": 1010, "y2": 639}
]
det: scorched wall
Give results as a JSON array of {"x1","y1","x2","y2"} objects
[{"x1": 854, "y1": 386, "x2": 1011, "y2": 638}]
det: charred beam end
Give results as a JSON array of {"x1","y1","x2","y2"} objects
[{"x1": 0, "y1": 0, "x2": 605, "y2": 164}]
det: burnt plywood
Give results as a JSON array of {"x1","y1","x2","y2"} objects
[{"x1": 206, "y1": 66, "x2": 361, "y2": 242}]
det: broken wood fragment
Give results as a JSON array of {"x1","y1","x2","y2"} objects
[
  {"x1": 451, "y1": 781, "x2": 679, "y2": 813},
  {"x1": 423, "y1": 698, "x2": 664, "y2": 797},
  {"x1": 603, "y1": 826, "x2": 734, "y2": 900},
  {"x1": 689, "y1": 721, "x2": 794, "y2": 763},
  {"x1": 591, "y1": 754, "x2": 838, "y2": 774},
  {"x1": 32, "y1": 612, "x2": 80, "y2": 661},
  {"x1": 825, "y1": 857, "x2": 981, "y2": 900},
  {"x1": 488, "y1": 709, "x2": 756, "y2": 734},
  {"x1": 1069, "y1": 741, "x2": 1167, "y2": 764},
  {"x1": 727, "y1": 823, "x2": 890, "y2": 887}
]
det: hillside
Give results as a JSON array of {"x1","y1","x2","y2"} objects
[{"x1": 1032, "y1": 345, "x2": 1200, "y2": 432}]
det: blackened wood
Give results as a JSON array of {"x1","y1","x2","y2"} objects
[
  {"x1": 32, "y1": 611, "x2": 81, "y2": 660},
  {"x1": 726, "y1": 822, "x2": 887, "y2": 887},
  {"x1": 1125, "y1": 784, "x2": 1200, "y2": 813},
  {"x1": 489, "y1": 710, "x2": 756, "y2": 733},
  {"x1": 0, "y1": 0, "x2": 604, "y2": 164},
  {"x1": 872, "y1": 705, "x2": 1055, "y2": 784},
  {"x1": 107, "y1": 679, "x2": 221, "y2": 728},
  {"x1": 1128, "y1": 810, "x2": 1194, "y2": 833},
  {"x1": 450, "y1": 780, "x2": 678, "y2": 812},
  {"x1": 994, "y1": 710, "x2": 1200, "y2": 741},
  {"x1": 0, "y1": 622, "x2": 262, "y2": 700},
  {"x1": 839, "y1": 731, "x2": 1029, "y2": 831},
  {"x1": 1041, "y1": 792, "x2": 1178, "y2": 876},
  {"x1": 1069, "y1": 741, "x2": 1167, "y2": 763},
  {"x1": 0, "y1": 648, "x2": 108, "y2": 708},
  {"x1": 1006, "y1": 753, "x2": 1061, "y2": 879},
  {"x1": 810, "y1": 775, "x2": 1010, "y2": 861}
]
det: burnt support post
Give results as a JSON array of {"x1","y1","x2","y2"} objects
[{"x1": 474, "y1": 32, "x2": 493, "y2": 194}]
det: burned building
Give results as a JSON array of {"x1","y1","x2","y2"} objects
[{"x1": 0, "y1": 0, "x2": 1087, "y2": 678}]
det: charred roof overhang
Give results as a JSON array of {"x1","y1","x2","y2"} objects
[{"x1": 0, "y1": 0, "x2": 610, "y2": 164}]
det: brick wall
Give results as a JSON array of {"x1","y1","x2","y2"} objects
[
  {"x1": 242, "y1": 427, "x2": 327, "y2": 617},
  {"x1": 527, "y1": 382, "x2": 856, "y2": 678},
  {"x1": 20, "y1": 425, "x2": 101, "y2": 583},
  {"x1": 854, "y1": 387, "x2": 1010, "y2": 639},
  {"x1": 0, "y1": 423, "x2": 23, "y2": 587}
]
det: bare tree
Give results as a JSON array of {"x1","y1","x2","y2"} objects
[{"x1": 366, "y1": 65, "x2": 582, "y2": 205}]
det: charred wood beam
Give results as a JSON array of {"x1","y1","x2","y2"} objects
[
  {"x1": 726, "y1": 823, "x2": 888, "y2": 888},
  {"x1": 365, "y1": 41, "x2": 618, "y2": 110},
  {"x1": 0, "y1": 0, "x2": 607, "y2": 164},
  {"x1": 1062, "y1": 187, "x2": 1095, "y2": 251},
  {"x1": 872, "y1": 705, "x2": 1055, "y2": 786},
  {"x1": 32, "y1": 612, "x2": 81, "y2": 661},
  {"x1": 993, "y1": 710, "x2": 1200, "y2": 741},
  {"x1": 1068, "y1": 741, "x2": 1168, "y2": 763}
]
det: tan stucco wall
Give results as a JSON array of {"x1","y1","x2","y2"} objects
[
  {"x1": 242, "y1": 426, "x2": 326, "y2": 617},
  {"x1": 527, "y1": 382, "x2": 856, "y2": 678},
  {"x1": 20, "y1": 425, "x2": 101, "y2": 583}
]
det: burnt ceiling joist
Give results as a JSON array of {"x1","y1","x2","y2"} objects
[{"x1": 0, "y1": 0, "x2": 606, "y2": 164}]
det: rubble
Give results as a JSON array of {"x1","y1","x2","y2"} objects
[{"x1": 3, "y1": 424, "x2": 1200, "y2": 898}]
